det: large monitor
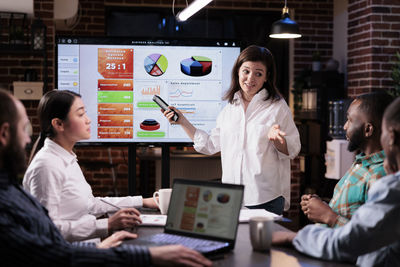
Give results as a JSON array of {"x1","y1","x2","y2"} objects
[{"x1": 56, "y1": 37, "x2": 241, "y2": 144}]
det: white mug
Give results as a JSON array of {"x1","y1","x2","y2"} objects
[
  {"x1": 153, "y1": 188, "x2": 172, "y2": 215},
  {"x1": 249, "y1": 216, "x2": 273, "y2": 251}
]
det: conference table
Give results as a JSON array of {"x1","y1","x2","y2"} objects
[{"x1": 125, "y1": 220, "x2": 355, "y2": 267}]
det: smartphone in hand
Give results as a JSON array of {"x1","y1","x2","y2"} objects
[{"x1": 152, "y1": 95, "x2": 179, "y2": 122}]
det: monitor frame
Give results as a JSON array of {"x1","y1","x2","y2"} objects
[{"x1": 55, "y1": 35, "x2": 241, "y2": 146}]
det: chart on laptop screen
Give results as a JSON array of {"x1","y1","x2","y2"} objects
[{"x1": 166, "y1": 182, "x2": 243, "y2": 239}]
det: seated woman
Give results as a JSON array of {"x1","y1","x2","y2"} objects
[{"x1": 23, "y1": 89, "x2": 157, "y2": 242}]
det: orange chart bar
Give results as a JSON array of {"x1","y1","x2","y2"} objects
[
  {"x1": 98, "y1": 79, "x2": 133, "y2": 91},
  {"x1": 98, "y1": 115, "x2": 133, "y2": 127},
  {"x1": 98, "y1": 48, "x2": 133, "y2": 79},
  {"x1": 98, "y1": 127, "x2": 133, "y2": 139},
  {"x1": 98, "y1": 103, "x2": 133, "y2": 115}
]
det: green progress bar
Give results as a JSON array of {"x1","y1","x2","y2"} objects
[
  {"x1": 137, "y1": 132, "x2": 166, "y2": 138},
  {"x1": 98, "y1": 91, "x2": 133, "y2": 103},
  {"x1": 137, "y1": 102, "x2": 159, "y2": 108}
]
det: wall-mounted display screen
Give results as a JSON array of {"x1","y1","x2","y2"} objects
[{"x1": 56, "y1": 37, "x2": 241, "y2": 144}]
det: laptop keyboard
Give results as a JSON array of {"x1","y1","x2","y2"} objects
[{"x1": 141, "y1": 233, "x2": 229, "y2": 253}]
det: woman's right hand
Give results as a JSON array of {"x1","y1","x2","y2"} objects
[
  {"x1": 161, "y1": 106, "x2": 197, "y2": 141},
  {"x1": 162, "y1": 106, "x2": 184, "y2": 124},
  {"x1": 108, "y1": 208, "x2": 142, "y2": 231}
]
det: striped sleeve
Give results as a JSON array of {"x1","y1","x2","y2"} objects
[{"x1": 0, "y1": 184, "x2": 152, "y2": 267}]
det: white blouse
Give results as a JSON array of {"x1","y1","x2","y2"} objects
[
  {"x1": 193, "y1": 90, "x2": 301, "y2": 210},
  {"x1": 23, "y1": 138, "x2": 143, "y2": 242}
]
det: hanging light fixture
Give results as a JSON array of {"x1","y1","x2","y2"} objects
[
  {"x1": 269, "y1": 0, "x2": 301, "y2": 39},
  {"x1": 176, "y1": 0, "x2": 213, "y2": 22}
]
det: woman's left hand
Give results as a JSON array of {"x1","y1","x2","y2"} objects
[
  {"x1": 143, "y1": 197, "x2": 159, "y2": 209},
  {"x1": 268, "y1": 124, "x2": 289, "y2": 155},
  {"x1": 268, "y1": 124, "x2": 286, "y2": 144},
  {"x1": 97, "y1": 230, "x2": 137, "y2": 249}
]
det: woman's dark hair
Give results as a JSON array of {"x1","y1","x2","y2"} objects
[
  {"x1": 224, "y1": 45, "x2": 281, "y2": 103},
  {"x1": 29, "y1": 89, "x2": 81, "y2": 163}
]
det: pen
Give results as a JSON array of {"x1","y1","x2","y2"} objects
[
  {"x1": 100, "y1": 199, "x2": 140, "y2": 232},
  {"x1": 100, "y1": 199, "x2": 121, "y2": 210},
  {"x1": 277, "y1": 217, "x2": 292, "y2": 223}
]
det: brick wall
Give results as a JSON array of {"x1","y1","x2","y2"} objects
[
  {"x1": 347, "y1": 0, "x2": 400, "y2": 96},
  {"x1": 0, "y1": 0, "x2": 371, "y2": 230}
]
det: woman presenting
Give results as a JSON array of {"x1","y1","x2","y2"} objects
[
  {"x1": 163, "y1": 45, "x2": 300, "y2": 215},
  {"x1": 23, "y1": 90, "x2": 158, "y2": 243}
]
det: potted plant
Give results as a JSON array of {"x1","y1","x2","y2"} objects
[
  {"x1": 390, "y1": 51, "x2": 400, "y2": 97},
  {"x1": 312, "y1": 51, "x2": 321, "y2": 71}
]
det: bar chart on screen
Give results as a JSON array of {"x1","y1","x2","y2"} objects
[{"x1": 141, "y1": 85, "x2": 161, "y2": 96}]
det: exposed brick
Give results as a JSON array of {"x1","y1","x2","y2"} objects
[
  {"x1": 382, "y1": 14, "x2": 400, "y2": 22},
  {"x1": 87, "y1": 24, "x2": 105, "y2": 31},
  {"x1": 35, "y1": 11, "x2": 53, "y2": 19},
  {"x1": 87, "y1": 10, "x2": 105, "y2": 16},
  {"x1": 2, "y1": 0, "x2": 395, "y2": 230}
]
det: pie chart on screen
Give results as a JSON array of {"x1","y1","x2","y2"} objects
[
  {"x1": 144, "y1": 53, "x2": 168, "y2": 76},
  {"x1": 180, "y1": 56, "x2": 212, "y2": 76}
]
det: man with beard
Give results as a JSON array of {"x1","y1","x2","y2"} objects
[
  {"x1": 0, "y1": 89, "x2": 212, "y2": 267},
  {"x1": 272, "y1": 96, "x2": 400, "y2": 267},
  {"x1": 300, "y1": 92, "x2": 393, "y2": 228}
]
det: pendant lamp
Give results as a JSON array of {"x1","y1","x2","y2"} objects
[{"x1": 269, "y1": 0, "x2": 301, "y2": 39}]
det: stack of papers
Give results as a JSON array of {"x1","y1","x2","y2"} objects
[
  {"x1": 140, "y1": 214, "x2": 167, "y2": 226},
  {"x1": 139, "y1": 209, "x2": 283, "y2": 226},
  {"x1": 239, "y1": 209, "x2": 282, "y2": 223}
]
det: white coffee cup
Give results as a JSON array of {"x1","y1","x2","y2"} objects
[
  {"x1": 249, "y1": 216, "x2": 273, "y2": 251},
  {"x1": 153, "y1": 188, "x2": 172, "y2": 215}
]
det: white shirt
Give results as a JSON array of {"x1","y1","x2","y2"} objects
[
  {"x1": 193, "y1": 90, "x2": 300, "y2": 210},
  {"x1": 23, "y1": 138, "x2": 143, "y2": 242}
]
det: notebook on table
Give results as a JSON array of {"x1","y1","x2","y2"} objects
[{"x1": 130, "y1": 178, "x2": 244, "y2": 256}]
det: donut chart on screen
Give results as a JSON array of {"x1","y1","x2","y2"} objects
[
  {"x1": 140, "y1": 119, "x2": 160, "y2": 131},
  {"x1": 144, "y1": 54, "x2": 168, "y2": 76},
  {"x1": 180, "y1": 56, "x2": 212, "y2": 76}
]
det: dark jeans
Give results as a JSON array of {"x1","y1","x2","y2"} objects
[{"x1": 245, "y1": 196, "x2": 285, "y2": 215}]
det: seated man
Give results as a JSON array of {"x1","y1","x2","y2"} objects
[
  {"x1": 301, "y1": 92, "x2": 393, "y2": 227},
  {"x1": 273, "y1": 95, "x2": 400, "y2": 267},
  {"x1": 0, "y1": 89, "x2": 211, "y2": 267}
]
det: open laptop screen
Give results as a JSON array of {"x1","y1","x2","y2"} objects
[{"x1": 165, "y1": 179, "x2": 244, "y2": 240}]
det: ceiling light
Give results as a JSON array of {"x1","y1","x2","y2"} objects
[
  {"x1": 269, "y1": 0, "x2": 301, "y2": 39},
  {"x1": 176, "y1": 0, "x2": 213, "y2": 22}
]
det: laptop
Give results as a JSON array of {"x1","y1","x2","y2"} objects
[{"x1": 130, "y1": 179, "x2": 244, "y2": 256}]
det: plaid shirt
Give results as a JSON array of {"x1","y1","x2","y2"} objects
[{"x1": 328, "y1": 150, "x2": 386, "y2": 228}]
